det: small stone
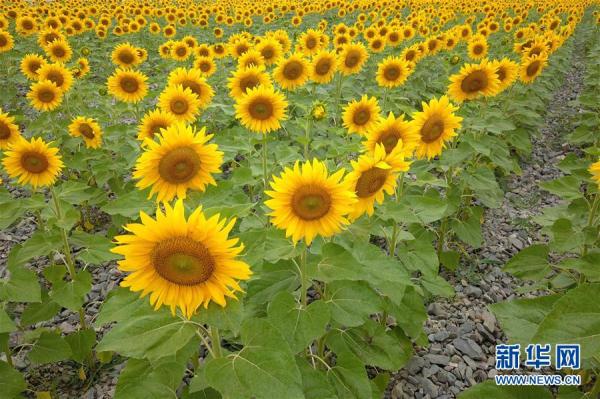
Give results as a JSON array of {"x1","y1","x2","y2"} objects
[
  {"x1": 464, "y1": 285, "x2": 483, "y2": 297},
  {"x1": 422, "y1": 365, "x2": 440, "y2": 378},
  {"x1": 424, "y1": 354, "x2": 450, "y2": 366},
  {"x1": 406, "y1": 356, "x2": 425, "y2": 374},
  {"x1": 427, "y1": 303, "x2": 445, "y2": 317},
  {"x1": 481, "y1": 311, "x2": 497, "y2": 333},
  {"x1": 432, "y1": 331, "x2": 450, "y2": 342},
  {"x1": 421, "y1": 378, "x2": 438, "y2": 398},
  {"x1": 452, "y1": 338, "x2": 485, "y2": 360}
]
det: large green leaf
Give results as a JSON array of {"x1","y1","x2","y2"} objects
[
  {"x1": 450, "y1": 206, "x2": 483, "y2": 248},
  {"x1": 404, "y1": 193, "x2": 448, "y2": 224},
  {"x1": 49, "y1": 269, "x2": 92, "y2": 311},
  {"x1": 539, "y1": 176, "x2": 583, "y2": 201},
  {"x1": 325, "y1": 281, "x2": 383, "y2": 327},
  {"x1": 246, "y1": 260, "x2": 299, "y2": 306},
  {"x1": 296, "y1": 358, "x2": 337, "y2": 399},
  {"x1": 326, "y1": 347, "x2": 371, "y2": 399},
  {"x1": 28, "y1": 331, "x2": 73, "y2": 365},
  {"x1": 267, "y1": 292, "x2": 330, "y2": 353},
  {"x1": 379, "y1": 283, "x2": 426, "y2": 339},
  {"x1": 459, "y1": 381, "x2": 552, "y2": 399},
  {"x1": 503, "y1": 245, "x2": 550, "y2": 281},
  {"x1": 0, "y1": 361, "x2": 27, "y2": 398},
  {"x1": 0, "y1": 261, "x2": 41, "y2": 303},
  {"x1": 21, "y1": 290, "x2": 61, "y2": 325},
  {"x1": 97, "y1": 309, "x2": 198, "y2": 362},
  {"x1": 95, "y1": 287, "x2": 148, "y2": 326},
  {"x1": 193, "y1": 299, "x2": 245, "y2": 336},
  {"x1": 490, "y1": 295, "x2": 561, "y2": 346},
  {"x1": 0, "y1": 309, "x2": 16, "y2": 334},
  {"x1": 70, "y1": 231, "x2": 121, "y2": 264},
  {"x1": 327, "y1": 320, "x2": 412, "y2": 370},
  {"x1": 462, "y1": 167, "x2": 503, "y2": 209},
  {"x1": 532, "y1": 283, "x2": 600, "y2": 362},
  {"x1": 203, "y1": 318, "x2": 304, "y2": 399},
  {"x1": 65, "y1": 329, "x2": 96, "y2": 363},
  {"x1": 308, "y1": 243, "x2": 365, "y2": 282}
]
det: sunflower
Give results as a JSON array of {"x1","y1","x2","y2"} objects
[
  {"x1": 193, "y1": 56, "x2": 216, "y2": 77},
  {"x1": 44, "y1": 38, "x2": 72, "y2": 63},
  {"x1": 111, "y1": 199, "x2": 251, "y2": 319},
  {"x1": 73, "y1": 57, "x2": 90, "y2": 78},
  {"x1": 111, "y1": 42, "x2": 140, "y2": 68},
  {"x1": 256, "y1": 38, "x2": 282, "y2": 65},
  {"x1": 138, "y1": 109, "x2": 177, "y2": 142},
  {"x1": 265, "y1": 159, "x2": 356, "y2": 245},
  {"x1": 167, "y1": 68, "x2": 214, "y2": 109},
  {"x1": 0, "y1": 30, "x2": 14, "y2": 53},
  {"x1": 27, "y1": 80, "x2": 63, "y2": 111},
  {"x1": 589, "y1": 160, "x2": 600, "y2": 188},
  {"x1": 342, "y1": 95, "x2": 381, "y2": 136},
  {"x1": 297, "y1": 29, "x2": 322, "y2": 56},
  {"x1": 37, "y1": 63, "x2": 73, "y2": 93},
  {"x1": 107, "y1": 68, "x2": 148, "y2": 103},
  {"x1": 345, "y1": 144, "x2": 410, "y2": 220},
  {"x1": 491, "y1": 58, "x2": 519, "y2": 92},
  {"x1": 0, "y1": 110, "x2": 21, "y2": 150},
  {"x1": 2, "y1": 137, "x2": 63, "y2": 189},
  {"x1": 133, "y1": 123, "x2": 223, "y2": 202},
  {"x1": 273, "y1": 53, "x2": 310, "y2": 90},
  {"x1": 337, "y1": 42, "x2": 369, "y2": 75},
  {"x1": 171, "y1": 41, "x2": 191, "y2": 61},
  {"x1": 227, "y1": 65, "x2": 272, "y2": 100},
  {"x1": 409, "y1": 95, "x2": 463, "y2": 160},
  {"x1": 37, "y1": 28, "x2": 64, "y2": 48},
  {"x1": 468, "y1": 36, "x2": 488, "y2": 60},
  {"x1": 238, "y1": 49, "x2": 265, "y2": 69},
  {"x1": 68, "y1": 116, "x2": 103, "y2": 149},
  {"x1": 365, "y1": 112, "x2": 419, "y2": 155},
  {"x1": 376, "y1": 56, "x2": 411, "y2": 88},
  {"x1": 520, "y1": 54, "x2": 548, "y2": 84},
  {"x1": 235, "y1": 85, "x2": 288, "y2": 134},
  {"x1": 20, "y1": 54, "x2": 47, "y2": 80},
  {"x1": 448, "y1": 59, "x2": 501, "y2": 102},
  {"x1": 309, "y1": 50, "x2": 337, "y2": 84},
  {"x1": 158, "y1": 85, "x2": 201, "y2": 123}
]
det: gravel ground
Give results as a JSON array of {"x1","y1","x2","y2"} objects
[
  {"x1": 386, "y1": 31, "x2": 587, "y2": 399},
  {"x1": 0, "y1": 29, "x2": 590, "y2": 399}
]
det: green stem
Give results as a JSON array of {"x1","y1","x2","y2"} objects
[
  {"x1": 335, "y1": 73, "x2": 344, "y2": 123},
  {"x1": 437, "y1": 218, "x2": 448, "y2": 258},
  {"x1": 582, "y1": 193, "x2": 600, "y2": 258},
  {"x1": 51, "y1": 188, "x2": 88, "y2": 331},
  {"x1": 388, "y1": 173, "x2": 405, "y2": 258},
  {"x1": 300, "y1": 246, "x2": 309, "y2": 308},
  {"x1": 210, "y1": 327, "x2": 222, "y2": 359},
  {"x1": 304, "y1": 117, "x2": 312, "y2": 160},
  {"x1": 262, "y1": 133, "x2": 268, "y2": 189}
]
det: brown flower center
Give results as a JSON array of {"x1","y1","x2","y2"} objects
[
  {"x1": 378, "y1": 131, "x2": 400, "y2": 153},
  {"x1": 151, "y1": 237, "x2": 214, "y2": 285},
  {"x1": 291, "y1": 185, "x2": 331, "y2": 220},
  {"x1": 21, "y1": 151, "x2": 49, "y2": 174},
  {"x1": 120, "y1": 76, "x2": 139, "y2": 93},
  {"x1": 28, "y1": 60, "x2": 42, "y2": 74},
  {"x1": 79, "y1": 123, "x2": 95, "y2": 139},
  {"x1": 0, "y1": 121, "x2": 12, "y2": 139},
  {"x1": 497, "y1": 67, "x2": 506, "y2": 82},
  {"x1": 240, "y1": 75, "x2": 259, "y2": 93},
  {"x1": 175, "y1": 46, "x2": 187, "y2": 57},
  {"x1": 472, "y1": 44, "x2": 484, "y2": 55},
  {"x1": 150, "y1": 122, "x2": 168, "y2": 136},
  {"x1": 170, "y1": 98, "x2": 189, "y2": 115},
  {"x1": 118, "y1": 50, "x2": 135, "y2": 65},
  {"x1": 248, "y1": 98, "x2": 274, "y2": 120},
  {"x1": 46, "y1": 71, "x2": 64, "y2": 87},
  {"x1": 158, "y1": 146, "x2": 201, "y2": 183},
  {"x1": 315, "y1": 58, "x2": 332, "y2": 75},
  {"x1": 460, "y1": 70, "x2": 488, "y2": 93},
  {"x1": 352, "y1": 107, "x2": 371, "y2": 126},
  {"x1": 283, "y1": 60, "x2": 303, "y2": 80},
  {"x1": 383, "y1": 65, "x2": 400, "y2": 81},
  {"x1": 344, "y1": 50, "x2": 360, "y2": 68},
  {"x1": 179, "y1": 79, "x2": 202, "y2": 97},
  {"x1": 356, "y1": 167, "x2": 388, "y2": 198},
  {"x1": 198, "y1": 61, "x2": 211, "y2": 72},
  {"x1": 38, "y1": 88, "x2": 56, "y2": 103},
  {"x1": 420, "y1": 117, "x2": 445, "y2": 143},
  {"x1": 526, "y1": 60, "x2": 541, "y2": 76},
  {"x1": 52, "y1": 46, "x2": 66, "y2": 58},
  {"x1": 306, "y1": 37, "x2": 317, "y2": 49},
  {"x1": 262, "y1": 47, "x2": 274, "y2": 60}
]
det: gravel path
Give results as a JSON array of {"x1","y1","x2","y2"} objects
[{"x1": 387, "y1": 31, "x2": 588, "y2": 399}]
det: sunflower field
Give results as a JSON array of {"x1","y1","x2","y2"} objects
[{"x1": 0, "y1": 0, "x2": 599, "y2": 397}]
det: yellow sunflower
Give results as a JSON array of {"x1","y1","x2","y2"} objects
[
  {"x1": 365, "y1": 112, "x2": 419, "y2": 155},
  {"x1": 448, "y1": 59, "x2": 501, "y2": 102},
  {"x1": 37, "y1": 63, "x2": 73, "y2": 93},
  {"x1": 20, "y1": 54, "x2": 47, "y2": 80},
  {"x1": 68, "y1": 116, "x2": 103, "y2": 149},
  {"x1": 158, "y1": 85, "x2": 201, "y2": 123},
  {"x1": 27, "y1": 80, "x2": 63, "y2": 111},
  {"x1": 133, "y1": 123, "x2": 223, "y2": 202},
  {"x1": 2, "y1": 137, "x2": 63, "y2": 188},
  {"x1": 238, "y1": 49, "x2": 265, "y2": 69},
  {"x1": 0, "y1": 110, "x2": 21, "y2": 150},
  {"x1": 409, "y1": 95, "x2": 463, "y2": 160},
  {"x1": 170, "y1": 41, "x2": 192, "y2": 61},
  {"x1": 376, "y1": 56, "x2": 412, "y2": 88},
  {"x1": 193, "y1": 56, "x2": 217, "y2": 77},
  {"x1": 342, "y1": 95, "x2": 381, "y2": 136},
  {"x1": 138, "y1": 109, "x2": 177, "y2": 142},
  {"x1": 589, "y1": 160, "x2": 600, "y2": 188},
  {"x1": 273, "y1": 53, "x2": 310, "y2": 90},
  {"x1": 345, "y1": 144, "x2": 410, "y2": 220},
  {"x1": 337, "y1": 42, "x2": 369, "y2": 75},
  {"x1": 491, "y1": 58, "x2": 519, "y2": 92},
  {"x1": 107, "y1": 68, "x2": 148, "y2": 103},
  {"x1": 265, "y1": 159, "x2": 356, "y2": 245},
  {"x1": 44, "y1": 38, "x2": 72, "y2": 63},
  {"x1": 467, "y1": 36, "x2": 488, "y2": 60},
  {"x1": 72, "y1": 57, "x2": 90, "y2": 79},
  {"x1": 235, "y1": 85, "x2": 288, "y2": 134},
  {"x1": 309, "y1": 50, "x2": 337, "y2": 84},
  {"x1": 520, "y1": 54, "x2": 548, "y2": 84},
  {"x1": 111, "y1": 42, "x2": 140, "y2": 68},
  {"x1": 256, "y1": 37, "x2": 282, "y2": 66},
  {"x1": 0, "y1": 30, "x2": 14, "y2": 53},
  {"x1": 167, "y1": 68, "x2": 214, "y2": 109},
  {"x1": 227, "y1": 65, "x2": 272, "y2": 100},
  {"x1": 111, "y1": 199, "x2": 251, "y2": 319}
]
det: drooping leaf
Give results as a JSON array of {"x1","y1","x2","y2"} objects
[{"x1": 28, "y1": 331, "x2": 73, "y2": 365}]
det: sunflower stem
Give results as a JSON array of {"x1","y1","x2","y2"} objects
[
  {"x1": 388, "y1": 173, "x2": 405, "y2": 258},
  {"x1": 304, "y1": 117, "x2": 312, "y2": 160},
  {"x1": 334, "y1": 73, "x2": 344, "y2": 124},
  {"x1": 210, "y1": 327, "x2": 222, "y2": 359},
  {"x1": 262, "y1": 133, "x2": 268, "y2": 189},
  {"x1": 51, "y1": 187, "x2": 88, "y2": 331},
  {"x1": 300, "y1": 245, "x2": 309, "y2": 308}
]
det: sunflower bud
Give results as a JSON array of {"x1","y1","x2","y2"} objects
[
  {"x1": 98, "y1": 88, "x2": 107, "y2": 96},
  {"x1": 449, "y1": 55, "x2": 460, "y2": 65},
  {"x1": 81, "y1": 47, "x2": 90, "y2": 56},
  {"x1": 311, "y1": 103, "x2": 326, "y2": 121}
]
